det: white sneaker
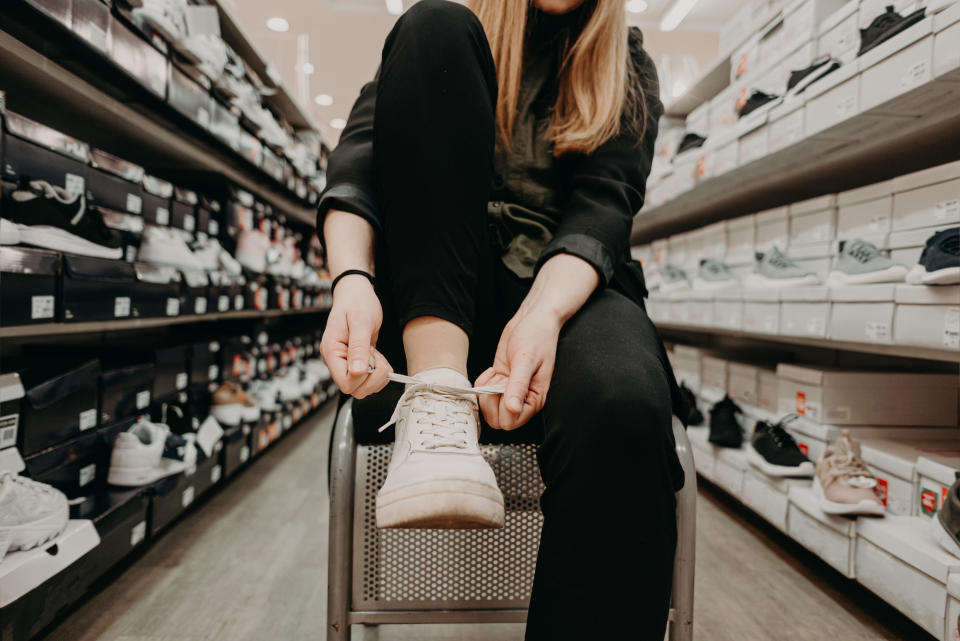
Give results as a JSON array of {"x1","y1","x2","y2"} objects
[
  {"x1": 305, "y1": 359, "x2": 331, "y2": 383},
  {"x1": 277, "y1": 369, "x2": 303, "y2": 402},
  {"x1": 138, "y1": 226, "x2": 204, "y2": 272},
  {"x1": 376, "y1": 370, "x2": 505, "y2": 529},
  {"x1": 250, "y1": 379, "x2": 281, "y2": 412},
  {"x1": 0, "y1": 473, "x2": 69, "y2": 556},
  {"x1": 108, "y1": 419, "x2": 197, "y2": 487},
  {"x1": 235, "y1": 229, "x2": 270, "y2": 274}
]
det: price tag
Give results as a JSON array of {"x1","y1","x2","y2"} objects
[
  {"x1": 156, "y1": 207, "x2": 170, "y2": 225},
  {"x1": 0, "y1": 414, "x2": 19, "y2": 449},
  {"x1": 166, "y1": 297, "x2": 180, "y2": 316},
  {"x1": 240, "y1": 445, "x2": 250, "y2": 462},
  {"x1": 234, "y1": 294, "x2": 244, "y2": 310},
  {"x1": 865, "y1": 321, "x2": 889, "y2": 342},
  {"x1": 184, "y1": 214, "x2": 196, "y2": 232},
  {"x1": 944, "y1": 308, "x2": 960, "y2": 349},
  {"x1": 79, "y1": 408, "x2": 97, "y2": 431},
  {"x1": 181, "y1": 486, "x2": 195, "y2": 508},
  {"x1": 209, "y1": 220, "x2": 219, "y2": 236},
  {"x1": 901, "y1": 60, "x2": 927, "y2": 88},
  {"x1": 936, "y1": 199, "x2": 959, "y2": 220},
  {"x1": 176, "y1": 372, "x2": 188, "y2": 390},
  {"x1": 194, "y1": 297, "x2": 208, "y2": 314},
  {"x1": 208, "y1": 365, "x2": 219, "y2": 381},
  {"x1": 79, "y1": 463, "x2": 96, "y2": 487},
  {"x1": 136, "y1": 389, "x2": 151, "y2": 410},
  {"x1": 65, "y1": 173, "x2": 85, "y2": 197},
  {"x1": 114, "y1": 296, "x2": 131, "y2": 318},
  {"x1": 130, "y1": 521, "x2": 146, "y2": 547},
  {"x1": 31, "y1": 295, "x2": 55, "y2": 319},
  {"x1": 211, "y1": 465, "x2": 222, "y2": 484},
  {"x1": 126, "y1": 193, "x2": 142, "y2": 214},
  {"x1": 218, "y1": 295, "x2": 230, "y2": 312}
]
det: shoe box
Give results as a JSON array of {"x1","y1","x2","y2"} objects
[
  {"x1": 21, "y1": 0, "x2": 71, "y2": 28},
  {"x1": 855, "y1": 515, "x2": 960, "y2": 639},
  {"x1": 141, "y1": 175, "x2": 173, "y2": 226},
  {"x1": 888, "y1": 224, "x2": 954, "y2": 268},
  {"x1": 221, "y1": 423, "x2": 251, "y2": 477},
  {"x1": 246, "y1": 274, "x2": 269, "y2": 311},
  {"x1": 148, "y1": 462, "x2": 205, "y2": 536},
  {"x1": 742, "y1": 468, "x2": 808, "y2": 532},
  {"x1": 0, "y1": 373, "x2": 25, "y2": 457},
  {"x1": 836, "y1": 179, "x2": 895, "y2": 241},
  {"x1": 262, "y1": 147, "x2": 285, "y2": 183},
  {"x1": 775, "y1": 363, "x2": 959, "y2": 426},
  {"x1": 725, "y1": 214, "x2": 757, "y2": 268},
  {"x1": 934, "y1": 1, "x2": 960, "y2": 81},
  {"x1": 828, "y1": 284, "x2": 896, "y2": 344},
  {"x1": 687, "y1": 289, "x2": 713, "y2": 327},
  {"x1": 803, "y1": 61, "x2": 867, "y2": 139},
  {"x1": 189, "y1": 340, "x2": 221, "y2": 389},
  {"x1": 23, "y1": 430, "x2": 101, "y2": 499},
  {"x1": 700, "y1": 355, "x2": 730, "y2": 402},
  {"x1": 712, "y1": 287, "x2": 745, "y2": 330},
  {"x1": 743, "y1": 287, "x2": 781, "y2": 334},
  {"x1": 646, "y1": 292, "x2": 668, "y2": 324},
  {"x1": 916, "y1": 451, "x2": 960, "y2": 518},
  {"x1": 181, "y1": 269, "x2": 211, "y2": 315},
  {"x1": 71, "y1": 0, "x2": 110, "y2": 54},
  {"x1": 61, "y1": 254, "x2": 137, "y2": 322},
  {"x1": 252, "y1": 413, "x2": 273, "y2": 455},
  {"x1": 167, "y1": 59, "x2": 214, "y2": 131},
  {"x1": 86, "y1": 148, "x2": 144, "y2": 216},
  {"x1": 237, "y1": 128, "x2": 264, "y2": 169},
  {"x1": 100, "y1": 361, "x2": 154, "y2": 426},
  {"x1": 779, "y1": 285, "x2": 830, "y2": 337},
  {"x1": 755, "y1": 206, "x2": 790, "y2": 254},
  {"x1": 0, "y1": 247, "x2": 60, "y2": 327},
  {"x1": 268, "y1": 276, "x2": 293, "y2": 311},
  {"x1": 171, "y1": 186, "x2": 198, "y2": 232},
  {"x1": 860, "y1": 437, "x2": 960, "y2": 516},
  {"x1": 666, "y1": 289, "x2": 692, "y2": 325},
  {"x1": 788, "y1": 239, "x2": 837, "y2": 279},
  {"x1": 197, "y1": 195, "x2": 221, "y2": 237},
  {"x1": 133, "y1": 262, "x2": 183, "y2": 318},
  {"x1": 670, "y1": 345, "x2": 703, "y2": 391},
  {"x1": 209, "y1": 98, "x2": 241, "y2": 152},
  {"x1": 728, "y1": 362, "x2": 778, "y2": 408},
  {"x1": 714, "y1": 442, "x2": 750, "y2": 499},
  {"x1": 107, "y1": 9, "x2": 168, "y2": 98},
  {"x1": 686, "y1": 426, "x2": 716, "y2": 479},
  {"x1": 1, "y1": 111, "x2": 89, "y2": 196},
  {"x1": 787, "y1": 484, "x2": 858, "y2": 577},
  {"x1": 891, "y1": 160, "x2": 960, "y2": 232},
  {"x1": 210, "y1": 273, "x2": 245, "y2": 313},
  {"x1": 817, "y1": 0, "x2": 859, "y2": 65},
  {"x1": 152, "y1": 344, "x2": 190, "y2": 401},
  {"x1": 784, "y1": 416, "x2": 958, "y2": 462}
]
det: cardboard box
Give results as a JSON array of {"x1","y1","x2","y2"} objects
[
  {"x1": 788, "y1": 240, "x2": 836, "y2": 278},
  {"x1": 837, "y1": 180, "x2": 895, "y2": 239},
  {"x1": 687, "y1": 426, "x2": 716, "y2": 480},
  {"x1": 742, "y1": 470, "x2": 805, "y2": 530},
  {"x1": 889, "y1": 224, "x2": 951, "y2": 268},
  {"x1": 893, "y1": 284, "x2": 960, "y2": 350},
  {"x1": 787, "y1": 485, "x2": 857, "y2": 577},
  {"x1": 789, "y1": 196, "x2": 838, "y2": 245},
  {"x1": 712, "y1": 287, "x2": 745, "y2": 330},
  {"x1": 738, "y1": 123, "x2": 769, "y2": 166},
  {"x1": 688, "y1": 291, "x2": 713, "y2": 327},
  {"x1": 701, "y1": 355, "x2": 729, "y2": 398},
  {"x1": 108, "y1": 14, "x2": 168, "y2": 98},
  {"x1": 893, "y1": 177, "x2": 960, "y2": 232},
  {"x1": 861, "y1": 438, "x2": 960, "y2": 515},
  {"x1": 726, "y1": 215, "x2": 757, "y2": 265},
  {"x1": 780, "y1": 286, "x2": 831, "y2": 337},
  {"x1": 917, "y1": 451, "x2": 960, "y2": 517},
  {"x1": 776, "y1": 363, "x2": 958, "y2": 425},
  {"x1": 828, "y1": 284, "x2": 896, "y2": 344},
  {"x1": 61, "y1": 255, "x2": 137, "y2": 323},
  {"x1": 858, "y1": 18, "x2": 941, "y2": 116},
  {"x1": 728, "y1": 362, "x2": 774, "y2": 407},
  {"x1": 743, "y1": 287, "x2": 781, "y2": 334},
  {"x1": 16, "y1": 359, "x2": 101, "y2": 456},
  {"x1": 756, "y1": 206, "x2": 790, "y2": 253},
  {"x1": 100, "y1": 362, "x2": 154, "y2": 426},
  {"x1": 804, "y1": 63, "x2": 862, "y2": 137},
  {"x1": 0, "y1": 247, "x2": 60, "y2": 327},
  {"x1": 817, "y1": 0, "x2": 859, "y2": 63},
  {"x1": 785, "y1": 420, "x2": 958, "y2": 463},
  {"x1": 714, "y1": 446, "x2": 749, "y2": 498},
  {"x1": 946, "y1": 572, "x2": 960, "y2": 641},
  {"x1": 934, "y1": 2, "x2": 960, "y2": 80},
  {"x1": 672, "y1": 345, "x2": 703, "y2": 391},
  {"x1": 758, "y1": 369, "x2": 780, "y2": 414}
]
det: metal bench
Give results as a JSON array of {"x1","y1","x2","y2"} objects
[{"x1": 327, "y1": 398, "x2": 696, "y2": 640}]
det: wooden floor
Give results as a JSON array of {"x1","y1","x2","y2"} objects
[{"x1": 42, "y1": 404, "x2": 934, "y2": 641}]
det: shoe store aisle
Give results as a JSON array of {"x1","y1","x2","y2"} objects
[{"x1": 38, "y1": 399, "x2": 923, "y2": 641}]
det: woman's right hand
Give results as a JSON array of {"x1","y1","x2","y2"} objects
[{"x1": 320, "y1": 275, "x2": 393, "y2": 398}]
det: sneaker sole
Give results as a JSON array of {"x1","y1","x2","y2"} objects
[
  {"x1": 918, "y1": 266, "x2": 960, "y2": 286},
  {"x1": 812, "y1": 476, "x2": 885, "y2": 516},
  {"x1": 17, "y1": 225, "x2": 123, "y2": 260},
  {"x1": 930, "y1": 512, "x2": 960, "y2": 559},
  {"x1": 0, "y1": 502, "x2": 69, "y2": 552},
  {"x1": 746, "y1": 445, "x2": 815, "y2": 477},
  {"x1": 377, "y1": 480, "x2": 505, "y2": 529},
  {"x1": 826, "y1": 265, "x2": 908, "y2": 286}
]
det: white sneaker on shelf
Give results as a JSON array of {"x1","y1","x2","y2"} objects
[
  {"x1": 0, "y1": 473, "x2": 69, "y2": 557},
  {"x1": 277, "y1": 369, "x2": 303, "y2": 402},
  {"x1": 305, "y1": 359, "x2": 331, "y2": 383},
  {"x1": 138, "y1": 226, "x2": 204, "y2": 272},
  {"x1": 376, "y1": 369, "x2": 505, "y2": 529},
  {"x1": 108, "y1": 419, "x2": 197, "y2": 487},
  {"x1": 235, "y1": 229, "x2": 270, "y2": 274},
  {"x1": 250, "y1": 379, "x2": 281, "y2": 412}
]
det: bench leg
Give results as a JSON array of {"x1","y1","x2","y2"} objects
[
  {"x1": 670, "y1": 416, "x2": 697, "y2": 641},
  {"x1": 328, "y1": 400, "x2": 356, "y2": 641}
]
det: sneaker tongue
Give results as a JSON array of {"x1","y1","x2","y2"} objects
[{"x1": 411, "y1": 368, "x2": 471, "y2": 389}]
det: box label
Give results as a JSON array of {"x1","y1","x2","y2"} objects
[
  {"x1": 937, "y1": 199, "x2": 959, "y2": 220},
  {"x1": 79, "y1": 463, "x2": 96, "y2": 487},
  {"x1": 211, "y1": 464, "x2": 222, "y2": 484},
  {"x1": 31, "y1": 295, "x2": 55, "y2": 319},
  {"x1": 234, "y1": 294, "x2": 244, "y2": 310},
  {"x1": 875, "y1": 477, "x2": 888, "y2": 506},
  {"x1": 865, "y1": 321, "x2": 889, "y2": 342},
  {"x1": 181, "y1": 485, "x2": 195, "y2": 508},
  {"x1": 218, "y1": 295, "x2": 230, "y2": 312},
  {"x1": 0, "y1": 414, "x2": 18, "y2": 449},
  {"x1": 114, "y1": 296, "x2": 131, "y2": 318},
  {"x1": 79, "y1": 408, "x2": 97, "y2": 431},
  {"x1": 65, "y1": 173, "x2": 84, "y2": 197},
  {"x1": 944, "y1": 308, "x2": 960, "y2": 349},
  {"x1": 156, "y1": 207, "x2": 170, "y2": 225},
  {"x1": 166, "y1": 297, "x2": 180, "y2": 317},
  {"x1": 135, "y1": 389, "x2": 151, "y2": 410},
  {"x1": 240, "y1": 445, "x2": 250, "y2": 462},
  {"x1": 805, "y1": 316, "x2": 825, "y2": 336},
  {"x1": 126, "y1": 193, "x2": 142, "y2": 214},
  {"x1": 921, "y1": 488, "x2": 938, "y2": 516},
  {"x1": 194, "y1": 297, "x2": 207, "y2": 314},
  {"x1": 175, "y1": 372, "x2": 188, "y2": 390},
  {"x1": 901, "y1": 60, "x2": 928, "y2": 89},
  {"x1": 209, "y1": 220, "x2": 219, "y2": 236},
  {"x1": 184, "y1": 214, "x2": 196, "y2": 232},
  {"x1": 208, "y1": 364, "x2": 219, "y2": 381},
  {"x1": 797, "y1": 442, "x2": 809, "y2": 457},
  {"x1": 795, "y1": 392, "x2": 806, "y2": 416},
  {"x1": 130, "y1": 521, "x2": 147, "y2": 547}
]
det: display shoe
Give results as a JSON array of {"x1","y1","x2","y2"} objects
[
  {"x1": 932, "y1": 474, "x2": 960, "y2": 559},
  {"x1": 108, "y1": 418, "x2": 197, "y2": 487},
  {"x1": 906, "y1": 227, "x2": 960, "y2": 285},
  {"x1": 677, "y1": 132, "x2": 706, "y2": 153},
  {"x1": 137, "y1": 225, "x2": 205, "y2": 272},
  {"x1": 738, "y1": 90, "x2": 780, "y2": 118},
  {"x1": 0, "y1": 473, "x2": 69, "y2": 557},
  {"x1": 858, "y1": 5, "x2": 926, "y2": 57},
  {"x1": 813, "y1": 430, "x2": 885, "y2": 516},
  {"x1": 211, "y1": 381, "x2": 260, "y2": 426},
  {"x1": 692, "y1": 258, "x2": 740, "y2": 291},
  {"x1": 0, "y1": 218, "x2": 21, "y2": 245},
  {"x1": 678, "y1": 382, "x2": 704, "y2": 426},
  {"x1": 276, "y1": 369, "x2": 303, "y2": 402},
  {"x1": 250, "y1": 379, "x2": 281, "y2": 412},
  {"x1": 376, "y1": 369, "x2": 505, "y2": 529},
  {"x1": 305, "y1": 359, "x2": 332, "y2": 384},
  {"x1": 708, "y1": 395, "x2": 743, "y2": 448},
  {"x1": 826, "y1": 238, "x2": 908, "y2": 285},
  {"x1": 744, "y1": 247, "x2": 820, "y2": 288},
  {"x1": 787, "y1": 56, "x2": 842, "y2": 95},
  {"x1": 235, "y1": 229, "x2": 270, "y2": 274},
  {"x1": 6, "y1": 180, "x2": 123, "y2": 259},
  {"x1": 132, "y1": 0, "x2": 189, "y2": 48},
  {"x1": 660, "y1": 264, "x2": 692, "y2": 293},
  {"x1": 747, "y1": 416, "x2": 814, "y2": 477}
]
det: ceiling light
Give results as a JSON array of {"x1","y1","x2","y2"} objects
[
  {"x1": 330, "y1": 118, "x2": 347, "y2": 130},
  {"x1": 301, "y1": 62, "x2": 314, "y2": 74},
  {"x1": 385, "y1": 0, "x2": 403, "y2": 15},
  {"x1": 266, "y1": 17, "x2": 289, "y2": 32},
  {"x1": 314, "y1": 94, "x2": 334, "y2": 106},
  {"x1": 625, "y1": 0, "x2": 648, "y2": 13},
  {"x1": 660, "y1": 0, "x2": 699, "y2": 32}
]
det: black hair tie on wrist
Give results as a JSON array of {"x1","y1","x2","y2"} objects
[{"x1": 331, "y1": 269, "x2": 375, "y2": 294}]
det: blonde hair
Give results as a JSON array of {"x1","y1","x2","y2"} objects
[{"x1": 466, "y1": 0, "x2": 647, "y2": 156}]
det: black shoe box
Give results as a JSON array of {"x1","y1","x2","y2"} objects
[
  {"x1": 86, "y1": 149, "x2": 144, "y2": 216},
  {"x1": 252, "y1": 415, "x2": 271, "y2": 455},
  {"x1": 71, "y1": 0, "x2": 110, "y2": 54},
  {"x1": 70, "y1": 485, "x2": 151, "y2": 579},
  {"x1": 190, "y1": 340, "x2": 221, "y2": 387},
  {"x1": 167, "y1": 61, "x2": 213, "y2": 130},
  {"x1": 2, "y1": 111, "x2": 89, "y2": 193},
  {"x1": 196, "y1": 196, "x2": 220, "y2": 236},
  {"x1": 149, "y1": 469, "x2": 198, "y2": 535},
  {"x1": 220, "y1": 336, "x2": 250, "y2": 381},
  {"x1": 170, "y1": 186, "x2": 197, "y2": 232},
  {"x1": 237, "y1": 127, "x2": 263, "y2": 168},
  {"x1": 153, "y1": 344, "x2": 189, "y2": 400},
  {"x1": 221, "y1": 423, "x2": 250, "y2": 477},
  {"x1": 181, "y1": 269, "x2": 211, "y2": 315},
  {"x1": 98, "y1": 209, "x2": 144, "y2": 263},
  {"x1": 23, "y1": 431, "x2": 101, "y2": 499},
  {"x1": 0, "y1": 247, "x2": 60, "y2": 327},
  {"x1": 141, "y1": 175, "x2": 172, "y2": 226},
  {"x1": 24, "y1": 0, "x2": 72, "y2": 28},
  {"x1": 107, "y1": 11, "x2": 167, "y2": 98},
  {"x1": 192, "y1": 442, "x2": 223, "y2": 500},
  {"x1": 61, "y1": 254, "x2": 137, "y2": 322},
  {"x1": 133, "y1": 262, "x2": 182, "y2": 318},
  {"x1": 96, "y1": 415, "x2": 138, "y2": 482},
  {"x1": 16, "y1": 359, "x2": 101, "y2": 456},
  {"x1": 100, "y1": 362, "x2": 154, "y2": 425}
]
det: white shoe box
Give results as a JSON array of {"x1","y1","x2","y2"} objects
[
  {"x1": 652, "y1": 238, "x2": 669, "y2": 269},
  {"x1": 701, "y1": 221, "x2": 728, "y2": 261},
  {"x1": 788, "y1": 240, "x2": 837, "y2": 279},
  {"x1": 672, "y1": 344, "x2": 704, "y2": 391},
  {"x1": 861, "y1": 437, "x2": 960, "y2": 515},
  {"x1": 858, "y1": 0, "x2": 923, "y2": 29},
  {"x1": 687, "y1": 426, "x2": 716, "y2": 479},
  {"x1": 787, "y1": 485, "x2": 857, "y2": 577},
  {"x1": 728, "y1": 362, "x2": 772, "y2": 407},
  {"x1": 785, "y1": 418, "x2": 960, "y2": 463},
  {"x1": 789, "y1": 195, "x2": 838, "y2": 245},
  {"x1": 780, "y1": 285, "x2": 831, "y2": 337},
  {"x1": 714, "y1": 445, "x2": 749, "y2": 498},
  {"x1": 742, "y1": 469, "x2": 806, "y2": 531},
  {"x1": 817, "y1": 0, "x2": 860, "y2": 64},
  {"x1": 837, "y1": 179, "x2": 896, "y2": 240},
  {"x1": 804, "y1": 62, "x2": 865, "y2": 138},
  {"x1": 892, "y1": 176, "x2": 960, "y2": 233},
  {"x1": 776, "y1": 363, "x2": 959, "y2": 426},
  {"x1": 917, "y1": 451, "x2": 960, "y2": 517},
  {"x1": 893, "y1": 284, "x2": 960, "y2": 350},
  {"x1": 668, "y1": 290, "x2": 693, "y2": 325},
  {"x1": 856, "y1": 515, "x2": 960, "y2": 638},
  {"x1": 743, "y1": 287, "x2": 781, "y2": 334},
  {"x1": 947, "y1": 573, "x2": 960, "y2": 641},
  {"x1": 934, "y1": 1, "x2": 960, "y2": 80},
  {"x1": 712, "y1": 287, "x2": 744, "y2": 330},
  {"x1": 828, "y1": 284, "x2": 896, "y2": 344},
  {"x1": 738, "y1": 123, "x2": 769, "y2": 166},
  {"x1": 701, "y1": 355, "x2": 729, "y2": 399},
  {"x1": 630, "y1": 243, "x2": 651, "y2": 266},
  {"x1": 0, "y1": 520, "x2": 100, "y2": 608},
  {"x1": 726, "y1": 214, "x2": 757, "y2": 265},
  {"x1": 756, "y1": 206, "x2": 791, "y2": 253},
  {"x1": 667, "y1": 233, "x2": 689, "y2": 271},
  {"x1": 767, "y1": 95, "x2": 808, "y2": 153},
  {"x1": 889, "y1": 224, "x2": 953, "y2": 267},
  {"x1": 647, "y1": 293, "x2": 670, "y2": 324},
  {"x1": 686, "y1": 100, "x2": 712, "y2": 139},
  {"x1": 705, "y1": 139, "x2": 740, "y2": 179},
  {"x1": 688, "y1": 290, "x2": 714, "y2": 327},
  {"x1": 758, "y1": 368, "x2": 781, "y2": 414}
]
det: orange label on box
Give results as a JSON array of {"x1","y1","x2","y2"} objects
[
  {"x1": 921, "y1": 489, "x2": 938, "y2": 515},
  {"x1": 796, "y1": 392, "x2": 806, "y2": 415},
  {"x1": 797, "y1": 443, "x2": 809, "y2": 457},
  {"x1": 943, "y1": 486, "x2": 950, "y2": 510},
  {"x1": 876, "y1": 478, "x2": 888, "y2": 506}
]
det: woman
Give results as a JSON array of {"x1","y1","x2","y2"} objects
[{"x1": 318, "y1": 0, "x2": 686, "y2": 637}]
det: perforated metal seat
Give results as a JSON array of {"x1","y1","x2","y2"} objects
[{"x1": 327, "y1": 398, "x2": 696, "y2": 640}]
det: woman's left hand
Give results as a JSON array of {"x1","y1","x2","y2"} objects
[{"x1": 475, "y1": 308, "x2": 561, "y2": 430}]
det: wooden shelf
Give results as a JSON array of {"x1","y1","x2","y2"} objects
[{"x1": 663, "y1": 57, "x2": 731, "y2": 118}]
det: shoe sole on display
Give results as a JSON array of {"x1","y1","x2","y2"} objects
[
  {"x1": 211, "y1": 403, "x2": 245, "y2": 426},
  {"x1": 812, "y1": 477, "x2": 885, "y2": 516},
  {"x1": 692, "y1": 278, "x2": 740, "y2": 292},
  {"x1": 0, "y1": 502, "x2": 68, "y2": 553},
  {"x1": 376, "y1": 480, "x2": 505, "y2": 529},
  {"x1": 746, "y1": 446, "x2": 815, "y2": 477},
  {"x1": 930, "y1": 513, "x2": 960, "y2": 559},
  {"x1": 108, "y1": 459, "x2": 189, "y2": 487},
  {"x1": 826, "y1": 265, "x2": 909, "y2": 286},
  {"x1": 743, "y1": 273, "x2": 820, "y2": 288},
  {"x1": 907, "y1": 264, "x2": 960, "y2": 285},
  {"x1": 17, "y1": 225, "x2": 123, "y2": 259}
]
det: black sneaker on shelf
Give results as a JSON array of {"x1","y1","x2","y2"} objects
[
  {"x1": 858, "y1": 5, "x2": 926, "y2": 57},
  {"x1": 5, "y1": 179, "x2": 123, "y2": 259},
  {"x1": 678, "y1": 382, "x2": 704, "y2": 427},
  {"x1": 787, "y1": 56, "x2": 842, "y2": 95},
  {"x1": 677, "y1": 132, "x2": 707, "y2": 154},
  {"x1": 907, "y1": 227, "x2": 960, "y2": 285},
  {"x1": 737, "y1": 90, "x2": 779, "y2": 118},
  {"x1": 708, "y1": 395, "x2": 743, "y2": 448},
  {"x1": 747, "y1": 416, "x2": 815, "y2": 477}
]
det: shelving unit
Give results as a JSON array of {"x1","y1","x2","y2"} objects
[{"x1": 663, "y1": 57, "x2": 732, "y2": 118}]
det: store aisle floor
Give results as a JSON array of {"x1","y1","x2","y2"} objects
[{"x1": 43, "y1": 405, "x2": 931, "y2": 641}]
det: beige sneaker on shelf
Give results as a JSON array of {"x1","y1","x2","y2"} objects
[
  {"x1": 376, "y1": 369, "x2": 505, "y2": 529},
  {"x1": 813, "y1": 430, "x2": 885, "y2": 516}
]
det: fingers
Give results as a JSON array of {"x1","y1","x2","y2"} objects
[
  {"x1": 352, "y1": 350, "x2": 393, "y2": 398},
  {"x1": 499, "y1": 355, "x2": 536, "y2": 429},
  {"x1": 476, "y1": 368, "x2": 507, "y2": 429}
]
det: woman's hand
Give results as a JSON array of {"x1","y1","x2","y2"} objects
[
  {"x1": 320, "y1": 275, "x2": 393, "y2": 398},
  {"x1": 475, "y1": 308, "x2": 560, "y2": 430}
]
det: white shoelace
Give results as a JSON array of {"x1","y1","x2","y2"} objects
[{"x1": 378, "y1": 373, "x2": 505, "y2": 449}]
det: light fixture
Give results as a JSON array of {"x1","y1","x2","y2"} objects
[
  {"x1": 385, "y1": 0, "x2": 403, "y2": 15},
  {"x1": 314, "y1": 94, "x2": 334, "y2": 106},
  {"x1": 266, "y1": 17, "x2": 289, "y2": 32},
  {"x1": 330, "y1": 118, "x2": 347, "y2": 130},
  {"x1": 625, "y1": 0, "x2": 648, "y2": 13},
  {"x1": 660, "y1": 0, "x2": 699, "y2": 32},
  {"x1": 301, "y1": 62, "x2": 314, "y2": 74}
]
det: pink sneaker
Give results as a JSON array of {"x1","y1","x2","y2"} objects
[
  {"x1": 813, "y1": 430, "x2": 885, "y2": 516},
  {"x1": 235, "y1": 229, "x2": 269, "y2": 274}
]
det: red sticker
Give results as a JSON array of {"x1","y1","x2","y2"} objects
[
  {"x1": 796, "y1": 392, "x2": 806, "y2": 415},
  {"x1": 875, "y1": 478, "x2": 888, "y2": 506},
  {"x1": 943, "y1": 486, "x2": 950, "y2": 510},
  {"x1": 797, "y1": 443, "x2": 809, "y2": 456},
  {"x1": 921, "y1": 489, "x2": 938, "y2": 515}
]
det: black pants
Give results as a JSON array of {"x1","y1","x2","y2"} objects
[{"x1": 361, "y1": 2, "x2": 682, "y2": 638}]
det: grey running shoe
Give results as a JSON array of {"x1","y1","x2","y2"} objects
[
  {"x1": 827, "y1": 239, "x2": 907, "y2": 286},
  {"x1": 744, "y1": 247, "x2": 820, "y2": 288},
  {"x1": 932, "y1": 473, "x2": 960, "y2": 559},
  {"x1": 660, "y1": 264, "x2": 691, "y2": 292},
  {"x1": 693, "y1": 258, "x2": 739, "y2": 291}
]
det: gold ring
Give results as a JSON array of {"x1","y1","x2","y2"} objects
[{"x1": 366, "y1": 355, "x2": 376, "y2": 374}]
